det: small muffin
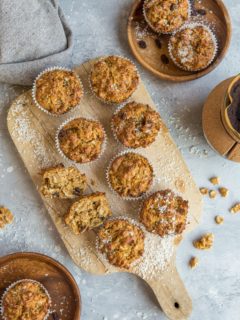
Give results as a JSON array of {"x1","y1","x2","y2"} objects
[
  {"x1": 0, "y1": 207, "x2": 14, "y2": 229},
  {"x1": 57, "y1": 118, "x2": 105, "y2": 164},
  {"x1": 143, "y1": 0, "x2": 190, "y2": 34},
  {"x1": 112, "y1": 102, "x2": 161, "y2": 148},
  {"x1": 1, "y1": 280, "x2": 50, "y2": 320},
  {"x1": 97, "y1": 219, "x2": 145, "y2": 269},
  {"x1": 90, "y1": 56, "x2": 140, "y2": 104},
  {"x1": 65, "y1": 192, "x2": 112, "y2": 234},
  {"x1": 169, "y1": 24, "x2": 217, "y2": 71},
  {"x1": 34, "y1": 68, "x2": 83, "y2": 115},
  {"x1": 40, "y1": 164, "x2": 87, "y2": 199},
  {"x1": 139, "y1": 190, "x2": 188, "y2": 237},
  {"x1": 108, "y1": 152, "x2": 153, "y2": 198}
]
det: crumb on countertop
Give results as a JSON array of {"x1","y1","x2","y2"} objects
[
  {"x1": 193, "y1": 233, "x2": 214, "y2": 250},
  {"x1": 189, "y1": 256, "x2": 199, "y2": 269}
]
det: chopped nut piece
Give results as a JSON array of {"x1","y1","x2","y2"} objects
[
  {"x1": 230, "y1": 203, "x2": 240, "y2": 214},
  {"x1": 189, "y1": 257, "x2": 198, "y2": 269},
  {"x1": 199, "y1": 187, "x2": 208, "y2": 195},
  {"x1": 210, "y1": 177, "x2": 220, "y2": 185},
  {"x1": 0, "y1": 207, "x2": 14, "y2": 229},
  {"x1": 218, "y1": 187, "x2": 229, "y2": 198},
  {"x1": 215, "y1": 215, "x2": 224, "y2": 225},
  {"x1": 209, "y1": 190, "x2": 217, "y2": 199},
  {"x1": 193, "y1": 233, "x2": 214, "y2": 250}
]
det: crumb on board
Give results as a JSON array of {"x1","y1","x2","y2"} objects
[
  {"x1": 193, "y1": 233, "x2": 214, "y2": 250},
  {"x1": 218, "y1": 187, "x2": 229, "y2": 197},
  {"x1": 199, "y1": 187, "x2": 208, "y2": 195},
  {"x1": 230, "y1": 203, "x2": 240, "y2": 214},
  {"x1": 0, "y1": 207, "x2": 14, "y2": 229},
  {"x1": 189, "y1": 257, "x2": 198, "y2": 269},
  {"x1": 215, "y1": 215, "x2": 224, "y2": 225},
  {"x1": 209, "y1": 177, "x2": 220, "y2": 185},
  {"x1": 209, "y1": 190, "x2": 217, "y2": 199}
]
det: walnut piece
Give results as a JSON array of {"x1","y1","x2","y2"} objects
[
  {"x1": 199, "y1": 187, "x2": 208, "y2": 195},
  {"x1": 209, "y1": 190, "x2": 217, "y2": 199},
  {"x1": 218, "y1": 187, "x2": 229, "y2": 197},
  {"x1": 189, "y1": 257, "x2": 199, "y2": 269},
  {"x1": 215, "y1": 215, "x2": 224, "y2": 225},
  {"x1": 230, "y1": 203, "x2": 240, "y2": 214},
  {"x1": 193, "y1": 233, "x2": 214, "y2": 250},
  {"x1": 0, "y1": 207, "x2": 14, "y2": 229},
  {"x1": 210, "y1": 177, "x2": 220, "y2": 185}
]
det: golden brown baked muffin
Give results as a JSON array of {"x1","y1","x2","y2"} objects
[
  {"x1": 112, "y1": 102, "x2": 161, "y2": 148},
  {"x1": 169, "y1": 24, "x2": 217, "y2": 71},
  {"x1": 65, "y1": 192, "x2": 112, "y2": 234},
  {"x1": 40, "y1": 164, "x2": 87, "y2": 199},
  {"x1": 0, "y1": 207, "x2": 14, "y2": 229},
  {"x1": 34, "y1": 69, "x2": 83, "y2": 115},
  {"x1": 90, "y1": 56, "x2": 140, "y2": 104},
  {"x1": 108, "y1": 152, "x2": 153, "y2": 198},
  {"x1": 139, "y1": 190, "x2": 188, "y2": 237},
  {"x1": 97, "y1": 219, "x2": 145, "y2": 269},
  {"x1": 58, "y1": 118, "x2": 105, "y2": 163},
  {"x1": 143, "y1": 0, "x2": 190, "y2": 34},
  {"x1": 1, "y1": 280, "x2": 50, "y2": 320}
]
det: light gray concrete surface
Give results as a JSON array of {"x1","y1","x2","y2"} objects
[{"x1": 0, "y1": 1, "x2": 240, "y2": 319}]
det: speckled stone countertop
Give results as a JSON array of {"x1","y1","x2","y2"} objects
[{"x1": 0, "y1": 1, "x2": 240, "y2": 319}]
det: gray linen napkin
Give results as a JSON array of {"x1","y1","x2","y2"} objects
[{"x1": 0, "y1": 0, "x2": 73, "y2": 86}]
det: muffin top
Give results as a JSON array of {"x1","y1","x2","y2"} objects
[
  {"x1": 97, "y1": 219, "x2": 145, "y2": 269},
  {"x1": 40, "y1": 164, "x2": 87, "y2": 199},
  {"x1": 108, "y1": 152, "x2": 153, "y2": 198},
  {"x1": 139, "y1": 189, "x2": 188, "y2": 237},
  {"x1": 90, "y1": 56, "x2": 140, "y2": 104},
  {"x1": 58, "y1": 118, "x2": 105, "y2": 163},
  {"x1": 0, "y1": 207, "x2": 14, "y2": 229},
  {"x1": 144, "y1": 0, "x2": 190, "y2": 34},
  {"x1": 2, "y1": 280, "x2": 50, "y2": 320},
  {"x1": 169, "y1": 24, "x2": 216, "y2": 71},
  {"x1": 65, "y1": 192, "x2": 112, "y2": 234},
  {"x1": 112, "y1": 102, "x2": 161, "y2": 148},
  {"x1": 35, "y1": 69, "x2": 83, "y2": 115}
]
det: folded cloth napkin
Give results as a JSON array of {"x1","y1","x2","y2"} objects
[{"x1": 0, "y1": 0, "x2": 73, "y2": 86}]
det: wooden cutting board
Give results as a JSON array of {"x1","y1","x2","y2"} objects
[{"x1": 7, "y1": 59, "x2": 202, "y2": 320}]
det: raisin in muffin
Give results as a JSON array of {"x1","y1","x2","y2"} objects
[
  {"x1": 0, "y1": 207, "x2": 14, "y2": 229},
  {"x1": 169, "y1": 23, "x2": 217, "y2": 71},
  {"x1": 97, "y1": 218, "x2": 145, "y2": 269},
  {"x1": 57, "y1": 118, "x2": 105, "y2": 164},
  {"x1": 90, "y1": 56, "x2": 140, "y2": 104},
  {"x1": 65, "y1": 192, "x2": 112, "y2": 234},
  {"x1": 40, "y1": 164, "x2": 87, "y2": 199},
  {"x1": 143, "y1": 0, "x2": 190, "y2": 34},
  {"x1": 139, "y1": 190, "x2": 188, "y2": 237},
  {"x1": 1, "y1": 280, "x2": 50, "y2": 320},
  {"x1": 34, "y1": 68, "x2": 83, "y2": 115},
  {"x1": 112, "y1": 102, "x2": 161, "y2": 148}
]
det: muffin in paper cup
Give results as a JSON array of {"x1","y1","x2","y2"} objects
[
  {"x1": 56, "y1": 116, "x2": 107, "y2": 165},
  {"x1": 143, "y1": 0, "x2": 191, "y2": 35},
  {"x1": 0, "y1": 279, "x2": 51, "y2": 320},
  {"x1": 89, "y1": 55, "x2": 140, "y2": 105},
  {"x1": 106, "y1": 151, "x2": 155, "y2": 201},
  {"x1": 32, "y1": 66, "x2": 84, "y2": 116},
  {"x1": 168, "y1": 22, "x2": 218, "y2": 72}
]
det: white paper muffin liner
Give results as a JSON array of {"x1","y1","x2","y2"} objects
[
  {"x1": 32, "y1": 66, "x2": 84, "y2": 117},
  {"x1": 168, "y1": 22, "x2": 218, "y2": 72},
  {"x1": 0, "y1": 279, "x2": 51, "y2": 320},
  {"x1": 88, "y1": 55, "x2": 140, "y2": 106},
  {"x1": 106, "y1": 150, "x2": 155, "y2": 201},
  {"x1": 56, "y1": 116, "x2": 107, "y2": 165},
  {"x1": 143, "y1": 0, "x2": 192, "y2": 35}
]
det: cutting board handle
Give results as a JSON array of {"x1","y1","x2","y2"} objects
[{"x1": 146, "y1": 264, "x2": 192, "y2": 320}]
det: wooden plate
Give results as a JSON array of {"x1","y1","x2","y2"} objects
[
  {"x1": 128, "y1": 0, "x2": 232, "y2": 81},
  {"x1": 0, "y1": 252, "x2": 81, "y2": 320}
]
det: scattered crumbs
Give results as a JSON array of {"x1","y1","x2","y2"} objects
[
  {"x1": 218, "y1": 187, "x2": 229, "y2": 198},
  {"x1": 193, "y1": 233, "x2": 214, "y2": 250},
  {"x1": 90, "y1": 179, "x2": 96, "y2": 186},
  {"x1": 209, "y1": 190, "x2": 217, "y2": 199},
  {"x1": 6, "y1": 166, "x2": 14, "y2": 173},
  {"x1": 199, "y1": 187, "x2": 208, "y2": 195},
  {"x1": 215, "y1": 216, "x2": 224, "y2": 225},
  {"x1": 189, "y1": 256, "x2": 198, "y2": 269},
  {"x1": 209, "y1": 177, "x2": 220, "y2": 185},
  {"x1": 230, "y1": 203, "x2": 240, "y2": 214}
]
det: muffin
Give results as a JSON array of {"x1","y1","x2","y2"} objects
[
  {"x1": 65, "y1": 192, "x2": 112, "y2": 234},
  {"x1": 112, "y1": 102, "x2": 161, "y2": 148},
  {"x1": 90, "y1": 56, "x2": 140, "y2": 104},
  {"x1": 107, "y1": 152, "x2": 153, "y2": 198},
  {"x1": 34, "y1": 68, "x2": 83, "y2": 115},
  {"x1": 169, "y1": 23, "x2": 217, "y2": 71},
  {"x1": 143, "y1": 0, "x2": 190, "y2": 34},
  {"x1": 1, "y1": 280, "x2": 50, "y2": 320},
  {"x1": 40, "y1": 164, "x2": 87, "y2": 199},
  {"x1": 97, "y1": 218, "x2": 145, "y2": 269},
  {"x1": 139, "y1": 189, "x2": 188, "y2": 237},
  {"x1": 0, "y1": 207, "x2": 14, "y2": 229},
  {"x1": 57, "y1": 117, "x2": 105, "y2": 164}
]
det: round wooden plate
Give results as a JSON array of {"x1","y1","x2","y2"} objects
[
  {"x1": 0, "y1": 252, "x2": 81, "y2": 320},
  {"x1": 128, "y1": 0, "x2": 232, "y2": 82}
]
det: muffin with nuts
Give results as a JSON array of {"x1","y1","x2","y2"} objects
[
  {"x1": 107, "y1": 152, "x2": 154, "y2": 198},
  {"x1": 112, "y1": 102, "x2": 161, "y2": 148},
  {"x1": 97, "y1": 218, "x2": 145, "y2": 269},
  {"x1": 139, "y1": 190, "x2": 188, "y2": 237},
  {"x1": 57, "y1": 117, "x2": 105, "y2": 164},
  {"x1": 40, "y1": 164, "x2": 87, "y2": 199},
  {"x1": 65, "y1": 192, "x2": 112, "y2": 234},
  {"x1": 90, "y1": 56, "x2": 140, "y2": 104}
]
